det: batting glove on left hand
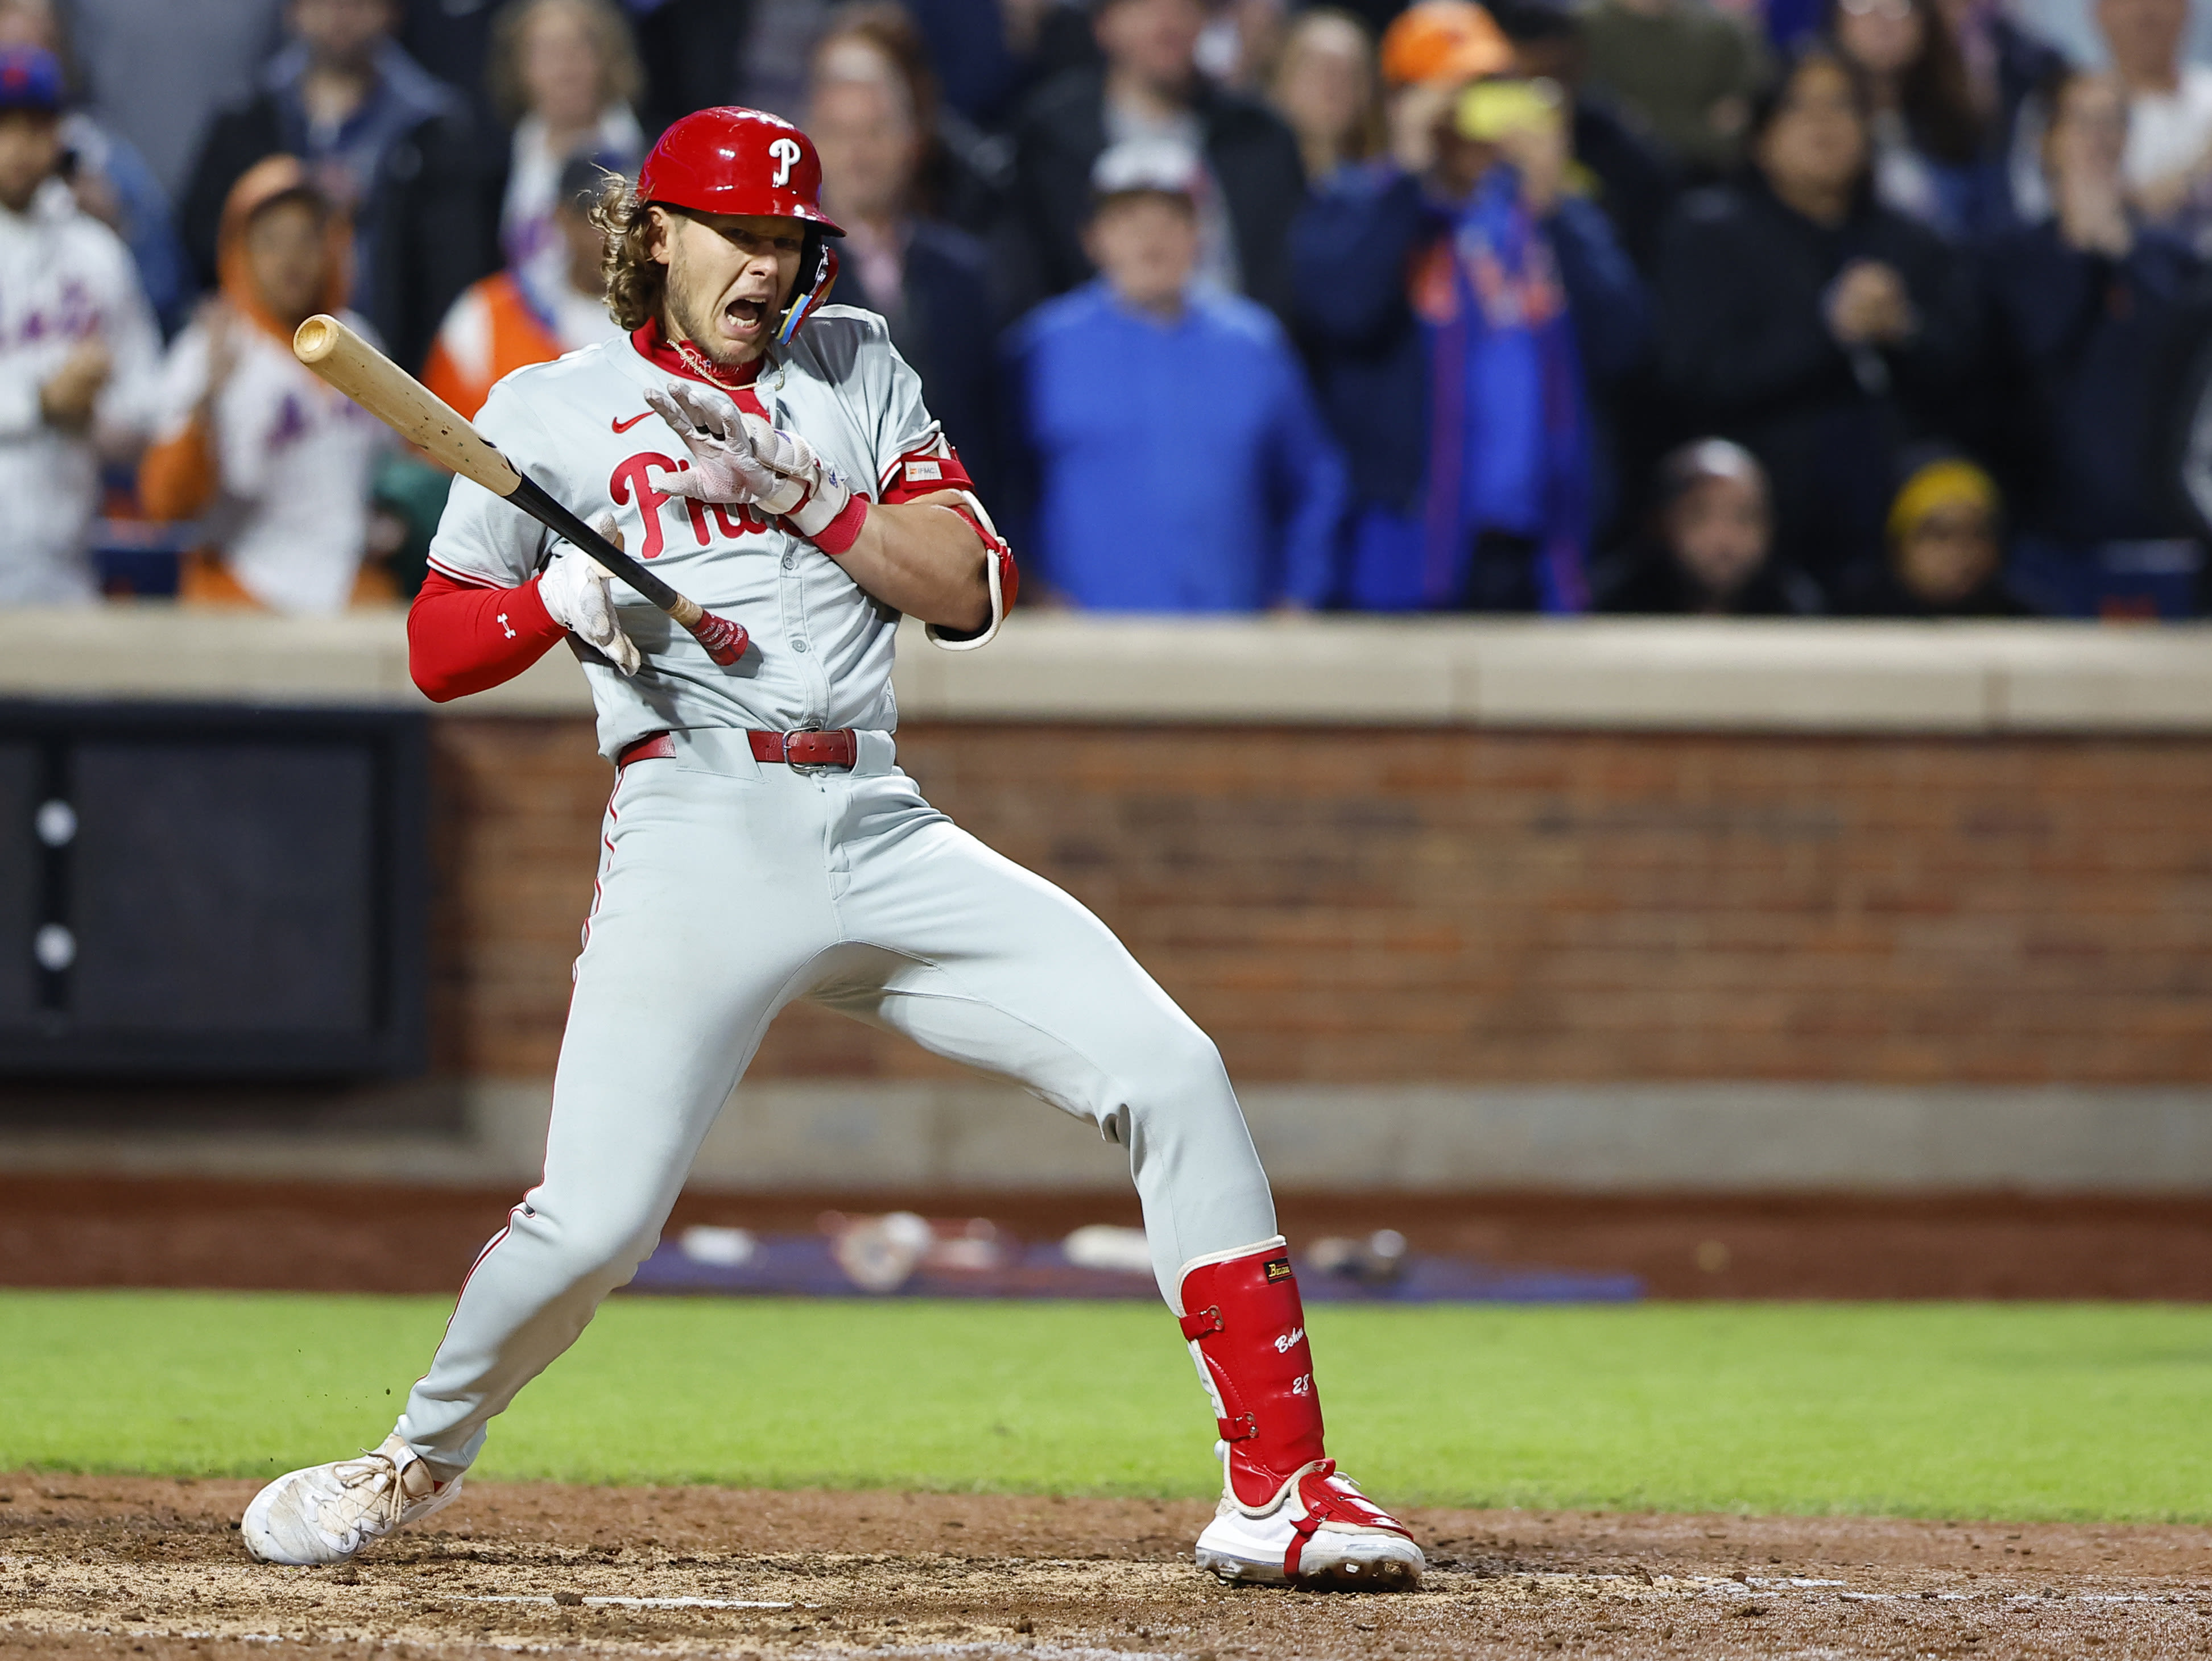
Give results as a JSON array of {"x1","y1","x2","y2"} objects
[
  {"x1": 645, "y1": 380, "x2": 854, "y2": 542},
  {"x1": 539, "y1": 512, "x2": 640, "y2": 676}
]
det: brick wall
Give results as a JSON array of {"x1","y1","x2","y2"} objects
[{"x1": 430, "y1": 718, "x2": 2212, "y2": 1084}]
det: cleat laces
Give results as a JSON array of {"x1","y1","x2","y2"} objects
[{"x1": 307, "y1": 1447, "x2": 433, "y2": 1551}]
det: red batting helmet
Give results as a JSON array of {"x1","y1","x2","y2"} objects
[
  {"x1": 636, "y1": 107, "x2": 844, "y2": 235},
  {"x1": 636, "y1": 107, "x2": 844, "y2": 343}
]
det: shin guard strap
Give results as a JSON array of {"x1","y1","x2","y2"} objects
[{"x1": 1179, "y1": 1307, "x2": 1222, "y2": 1340}]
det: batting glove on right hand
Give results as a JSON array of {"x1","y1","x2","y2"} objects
[{"x1": 538, "y1": 512, "x2": 640, "y2": 676}]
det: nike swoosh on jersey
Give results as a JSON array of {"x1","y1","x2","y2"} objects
[{"x1": 611, "y1": 411, "x2": 652, "y2": 433}]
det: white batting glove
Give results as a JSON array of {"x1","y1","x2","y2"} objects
[
  {"x1": 645, "y1": 381, "x2": 854, "y2": 541},
  {"x1": 644, "y1": 382, "x2": 779, "y2": 506},
  {"x1": 738, "y1": 412, "x2": 854, "y2": 541},
  {"x1": 538, "y1": 512, "x2": 640, "y2": 676}
]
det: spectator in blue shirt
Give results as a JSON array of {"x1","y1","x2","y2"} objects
[{"x1": 1005, "y1": 138, "x2": 1349, "y2": 611}]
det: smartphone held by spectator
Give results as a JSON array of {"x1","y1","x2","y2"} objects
[
  {"x1": 138, "y1": 158, "x2": 392, "y2": 615},
  {"x1": 0, "y1": 44, "x2": 160, "y2": 605}
]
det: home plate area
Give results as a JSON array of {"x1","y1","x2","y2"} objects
[{"x1": 5, "y1": 1478, "x2": 2211, "y2": 1660}]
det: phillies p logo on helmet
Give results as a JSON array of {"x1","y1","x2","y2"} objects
[{"x1": 768, "y1": 137, "x2": 803, "y2": 188}]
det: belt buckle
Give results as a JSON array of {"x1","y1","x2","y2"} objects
[{"x1": 782, "y1": 727, "x2": 823, "y2": 773}]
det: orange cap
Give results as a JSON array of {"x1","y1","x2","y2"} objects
[{"x1": 1379, "y1": 0, "x2": 1514, "y2": 86}]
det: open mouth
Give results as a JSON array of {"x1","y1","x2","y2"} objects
[{"x1": 722, "y1": 295, "x2": 771, "y2": 334}]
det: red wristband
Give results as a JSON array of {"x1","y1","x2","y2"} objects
[{"x1": 809, "y1": 492, "x2": 869, "y2": 557}]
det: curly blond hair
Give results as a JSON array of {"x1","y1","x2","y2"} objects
[{"x1": 590, "y1": 177, "x2": 661, "y2": 332}]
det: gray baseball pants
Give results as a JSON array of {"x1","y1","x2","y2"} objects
[{"x1": 396, "y1": 728, "x2": 1277, "y2": 1478}]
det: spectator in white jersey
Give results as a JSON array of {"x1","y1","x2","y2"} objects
[
  {"x1": 0, "y1": 44, "x2": 160, "y2": 604},
  {"x1": 0, "y1": 0, "x2": 192, "y2": 333},
  {"x1": 138, "y1": 156, "x2": 394, "y2": 614}
]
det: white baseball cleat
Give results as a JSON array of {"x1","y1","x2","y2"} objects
[
  {"x1": 241, "y1": 1434, "x2": 462, "y2": 1565},
  {"x1": 1193, "y1": 1448, "x2": 1426, "y2": 1591}
]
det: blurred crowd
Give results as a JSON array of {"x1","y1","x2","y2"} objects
[{"x1": 6, "y1": 0, "x2": 2212, "y2": 620}]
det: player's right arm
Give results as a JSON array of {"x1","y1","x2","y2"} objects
[
  {"x1": 409, "y1": 378, "x2": 635, "y2": 702},
  {"x1": 407, "y1": 569, "x2": 569, "y2": 702}
]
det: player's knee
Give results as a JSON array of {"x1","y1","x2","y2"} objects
[
  {"x1": 577, "y1": 1222, "x2": 661, "y2": 1289},
  {"x1": 1118, "y1": 1018, "x2": 1232, "y2": 1116},
  {"x1": 519, "y1": 1203, "x2": 661, "y2": 1291}
]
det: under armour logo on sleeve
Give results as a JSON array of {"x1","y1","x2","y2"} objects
[{"x1": 498, "y1": 612, "x2": 516, "y2": 639}]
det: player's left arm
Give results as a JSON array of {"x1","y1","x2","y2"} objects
[
  {"x1": 649, "y1": 375, "x2": 1014, "y2": 643},
  {"x1": 831, "y1": 491, "x2": 995, "y2": 636}
]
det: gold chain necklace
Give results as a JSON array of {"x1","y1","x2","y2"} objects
[{"x1": 672, "y1": 338, "x2": 760, "y2": 396}]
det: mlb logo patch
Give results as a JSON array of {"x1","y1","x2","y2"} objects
[
  {"x1": 1264, "y1": 1258, "x2": 1294, "y2": 1283},
  {"x1": 904, "y1": 459, "x2": 943, "y2": 483}
]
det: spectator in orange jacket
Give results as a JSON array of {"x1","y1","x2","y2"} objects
[
  {"x1": 421, "y1": 152, "x2": 621, "y2": 417},
  {"x1": 139, "y1": 154, "x2": 396, "y2": 612}
]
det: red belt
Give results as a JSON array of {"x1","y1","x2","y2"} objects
[{"x1": 617, "y1": 729, "x2": 859, "y2": 770}]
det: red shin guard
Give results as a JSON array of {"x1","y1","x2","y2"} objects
[{"x1": 1176, "y1": 1241, "x2": 1328, "y2": 1509}]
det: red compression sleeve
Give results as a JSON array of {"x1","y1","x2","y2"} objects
[{"x1": 408, "y1": 570, "x2": 568, "y2": 702}]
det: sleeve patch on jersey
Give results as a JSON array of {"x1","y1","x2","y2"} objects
[{"x1": 882, "y1": 449, "x2": 973, "y2": 504}]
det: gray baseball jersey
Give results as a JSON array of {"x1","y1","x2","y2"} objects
[{"x1": 425, "y1": 309, "x2": 999, "y2": 759}]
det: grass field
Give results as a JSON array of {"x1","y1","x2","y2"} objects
[{"x1": 2, "y1": 1290, "x2": 2206, "y2": 1523}]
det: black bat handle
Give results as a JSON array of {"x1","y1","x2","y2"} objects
[
  {"x1": 505, "y1": 472, "x2": 749, "y2": 666},
  {"x1": 508, "y1": 473, "x2": 681, "y2": 610}
]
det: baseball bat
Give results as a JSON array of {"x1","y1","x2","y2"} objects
[{"x1": 291, "y1": 313, "x2": 749, "y2": 666}]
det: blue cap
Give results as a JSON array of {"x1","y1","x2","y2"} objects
[{"x1": 0, "y1": 47, "x2": 64, "y2": 115}]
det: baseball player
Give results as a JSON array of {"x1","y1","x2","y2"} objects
[{"x1": 239, "y1": 107, "x2": 1424, "y2": 1593}]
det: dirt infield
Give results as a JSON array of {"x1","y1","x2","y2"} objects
[
  {"x1": 4, "y1": 1476, "x2": 2210, "y2": 1661},
  {"x1": 11, "y1": 1178, "x2": 2212, "y2": 1299}
]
